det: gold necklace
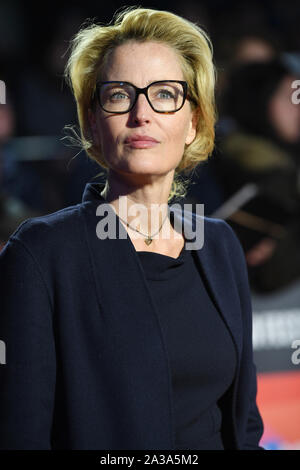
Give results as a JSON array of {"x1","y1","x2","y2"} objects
[
  {"x1": 100, "y1": 189, "x2": 170, "y2": 245},
  {"x1": 117, "y1": 211, "x2": 170, "y2": 245}
]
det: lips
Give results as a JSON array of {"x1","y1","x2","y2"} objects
[{"x1": 124, "y1": 134, "x2": 159, "y2": 144}]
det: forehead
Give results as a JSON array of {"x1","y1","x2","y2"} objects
[{"x1": 100, "y1": 40, "x2": 185, "y2": 83}]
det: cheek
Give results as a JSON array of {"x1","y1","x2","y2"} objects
[
  {"x1": 165, "y1": 115, "x2": 192, "y2": 145},
  {"x1": 96, "y1": 118, "x2": 121, "y2": 154}
]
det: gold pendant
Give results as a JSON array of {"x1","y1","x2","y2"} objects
[{"x1": 145, "y1": 238, "x2": 152, "y2": 245}]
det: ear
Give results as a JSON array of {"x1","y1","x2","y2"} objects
[
  {"x1": 88, "y1": 108, "x2": 99, "y2": 147},
  {"x1": 185, "y1": 108, "x2": 199, "y2": 145}
]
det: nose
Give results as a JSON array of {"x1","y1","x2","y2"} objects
[{"x1": 130, "y1": 92, "x2": 152, "y2": 124}]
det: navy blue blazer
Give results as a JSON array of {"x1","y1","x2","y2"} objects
[{"x1": 0, "y1": 182, "x2": 264, "y2": 450}]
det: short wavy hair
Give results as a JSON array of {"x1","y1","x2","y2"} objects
[{"x1": 64, "y1": 6, "x2": 217, "y2": 201}]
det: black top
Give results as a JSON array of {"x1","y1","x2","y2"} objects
[{"x1": 137, "y1": 241, "x2": 237, "y2": 450}]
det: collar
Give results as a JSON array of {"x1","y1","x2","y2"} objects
[{"x1": 81, "y1": 181, "x2": 199, "y2": 245}]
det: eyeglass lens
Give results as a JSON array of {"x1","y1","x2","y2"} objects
[{"x1": 99, "y1": 81, "x2": 185, "y2": 112}]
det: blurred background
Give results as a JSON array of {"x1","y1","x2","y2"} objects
[{"x1": 0, "y1": 0, "x2": 300, "y2": 449}]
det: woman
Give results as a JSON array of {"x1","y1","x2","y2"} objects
[
  {"x1": 215, "y1": 59, "x2": 300, "y2": 292},
  {"x1": 0, "y1": 7, "x2": 264, "y2": 450}
]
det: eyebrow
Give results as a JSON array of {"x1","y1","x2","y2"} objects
[{"x1": 103, "y1": 79, "x2": 174, "y2": 85}]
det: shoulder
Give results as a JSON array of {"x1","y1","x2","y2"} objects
[
  {"x1": 10, "y1": 204, "x2": 80, "y2": 243},
  {"x1": 0, "y1": 202, "x2": 94, "y2": 310},
  {"x1": 206, "y1": 215, "x2": 244, "y2": 253},
  {"x1": 3, "y1": 201, "x2": 89, "y2": 256},
  {"x1": 195, "y1": 213, "x2": 249, "y2": 285},
  {"x1": 193, "y1": 211, "x2": 244, "y2": 256}
]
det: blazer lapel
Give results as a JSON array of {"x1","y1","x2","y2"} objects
[
  {"x1": 194, "y1": 237, "x2": 242, "y2": 361},
  {"x1": 170, "y1": 203, "x2": 242, "y2": 362},
  {"x1": 171, "y1": 203, "x2": 242, "y2": 448}
]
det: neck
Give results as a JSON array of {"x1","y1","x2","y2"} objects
[{"x1": 100, "y1": 170, "x2": 176, "y2": 239}]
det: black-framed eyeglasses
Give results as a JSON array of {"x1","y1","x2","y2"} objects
[{"x1": 93, "y1": 80, "x2": 189, "y2": 114}]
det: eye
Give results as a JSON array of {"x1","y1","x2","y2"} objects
[
  {"x1": 156, "y1": 89, "x2": 174, "y2": 99},
  {"x1": 109, "y1": 91, "x2": 129, "y2": 101}
]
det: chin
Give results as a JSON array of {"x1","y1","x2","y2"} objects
[
  {"x1": 115, "y1": 162, "x2": 171, "y2": 179},
  {"x1": 117, "y1": 158, "x2": 166, "y2": 172}
]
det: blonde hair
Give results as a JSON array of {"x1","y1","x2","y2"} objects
[{"x1": 64, "y1": 6, "x2": 217, "y2": 201}]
